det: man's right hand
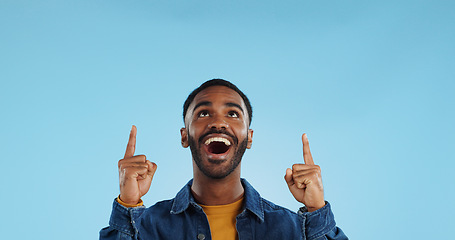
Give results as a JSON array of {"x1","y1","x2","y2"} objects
[{"x1": 118, "y1": 125, "x2": 157, "y2": 205}]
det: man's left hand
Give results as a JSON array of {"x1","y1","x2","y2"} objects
[{"x1": 284, "y1": 133, "x2": 325, "y2": 212}]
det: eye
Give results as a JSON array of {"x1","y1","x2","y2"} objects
[
  {"x1": 227, "y1": 111, "x2": 239, "y2": 118},
  {"x1": 198, "y1": 110, "x2": 209, "y2": 118}
]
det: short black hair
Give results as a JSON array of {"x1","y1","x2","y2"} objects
[{"x1": 183, "y1": 79, "x2": 253, "y2": 126}]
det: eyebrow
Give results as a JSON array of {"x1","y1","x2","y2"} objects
[
  {"x1": 192, "y1": 101, "x2": 244, "y2": 114},
  {"x1": 193, "y1": 101, "x2": 212, "y2": 113},
  {"x1": 225, "y1": 102, "x2": 244, "y2": 114}
]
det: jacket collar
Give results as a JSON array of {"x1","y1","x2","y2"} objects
[{"x1": 170, "y1": 178, "x2": 264, "y2": 222}]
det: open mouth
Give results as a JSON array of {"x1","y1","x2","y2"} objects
[{"x1": 205, "y1": 137, "x2": 231, "y2": 154}]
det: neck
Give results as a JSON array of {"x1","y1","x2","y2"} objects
[{"x1": 191, "y1": 163, "x2": 244, "y2": 206}]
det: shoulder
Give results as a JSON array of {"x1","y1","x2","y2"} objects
[
  {"x1": 261, "y1": 197, "x2": 300, "y2": 218},
  {"x1": 246, "y1": 197, "x2": 303, "y2": 238},
  {"x1": 142, "y1": 179, "x2": 194, "y2": 218},
  {"x1": 138, "y1": 198, "x2": 177, "y2": 227},
  {"x1": 146, "y1": 198, "x2": 174, "y2": 213}
]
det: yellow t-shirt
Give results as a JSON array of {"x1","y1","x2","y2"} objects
[{"x1": 199, "y1": 197, "x2": 244, "y2": 240}]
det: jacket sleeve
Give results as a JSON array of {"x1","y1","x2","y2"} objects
[
  {"x1": 99, "y1": 199, "x2": 147, "y2": 240},
  {"x1": 299, "y1": 202, "x2": 348, "y2": 240}
]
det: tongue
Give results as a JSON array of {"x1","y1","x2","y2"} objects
[{"x1": 208, "y1": 142, "x2": 229, "y2": 154}]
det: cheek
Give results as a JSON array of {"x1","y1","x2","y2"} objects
[
  {"x1": 188, "y1": 122, "x2": 203, "y2": 137},
  {"x1": 232, "y1": 124, "x2": 248, "y2": 137},
  {"x1": 187, "y1": 127, "x2": 196, "y2": 139}
]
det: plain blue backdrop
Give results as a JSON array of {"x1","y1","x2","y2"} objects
[{"x1": 1, "y1": 1, "x2": 454, "y2": 239}]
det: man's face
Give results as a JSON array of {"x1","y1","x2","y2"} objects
[{"x1": 181, "y1": 85, "x2": 253, "y2": 179}]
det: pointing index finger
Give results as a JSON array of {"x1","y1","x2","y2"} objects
[
  {"x1": 302, "y1": 133, "x2": 315, "y2": 165},
  {"x1": 124, "y1": 125, "x2": 137, "y2": 159}
]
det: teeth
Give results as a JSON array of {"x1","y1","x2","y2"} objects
[{"x1": 204, "y1": 137, "x2": 231, "y2": 146}]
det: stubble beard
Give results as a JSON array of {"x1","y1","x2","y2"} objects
[{"x1": 188, "y1": 134, "x2": 248, "y2": 179}]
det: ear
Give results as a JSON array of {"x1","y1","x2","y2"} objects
[
  {"x1": 180, "y1": 127, "x2": 189, "y2": 148},
  {"x1": 246, "y1": 129, "x2": 253, "y2": 149}
]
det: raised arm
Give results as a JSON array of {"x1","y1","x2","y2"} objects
[
  {"x1": 284, "y1": 133, "x2": 325, "y2": 211},
  {"x1": 284, "y1": 133, "x2": 348, "y2": 239},
  {"x1": 100, "y1": 126, "x2": 158, "y2": 240},
  {"x1": 118, "y1": 125, "x2": 157, "y2": 205}
]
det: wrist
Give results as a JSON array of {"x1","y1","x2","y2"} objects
[
  {"x1": 306, "y1": 202, "x2": 326, "y2": 212},
  {"x1": 117, "y1": 195, "x2": 143, "y2": 208}
]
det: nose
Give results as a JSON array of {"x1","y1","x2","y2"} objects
[{"x1": 208, "y1": 115, "x2": 228, "y2": 130}]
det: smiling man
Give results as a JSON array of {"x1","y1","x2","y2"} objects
[{"x1": 100, "y1": 79, "x2": 347, "y2": 240}]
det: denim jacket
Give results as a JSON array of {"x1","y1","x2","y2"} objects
[{"x1": 100, "y1": 179, "x2": 347, "y2": 240}]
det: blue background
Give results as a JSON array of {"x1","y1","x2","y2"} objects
[{"x1": 1, "y1": 1, "x2": 454, "y2": 239}]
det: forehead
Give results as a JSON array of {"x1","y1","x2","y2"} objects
[{"x1": 191, "y1": 85, "x2": 245, "y2": 107}]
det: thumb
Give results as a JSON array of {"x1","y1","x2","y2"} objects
[{"x1": 284, "y1": 168, "x2": 294, "y2": 187}]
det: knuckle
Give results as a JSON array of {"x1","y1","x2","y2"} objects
[
  {"x1": 137, "y1": 155, "x2": 147, "y2": 161},
  {"x1": 125, "y1": 168, "x2": 141, "y2": 176}
]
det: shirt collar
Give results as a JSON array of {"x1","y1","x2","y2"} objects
[
  {"x1": 241, "y1": 178, "x2": 265, "y2": 222},
  {"x1": 170, "y1": 178, "x2": 264, "y2": 222}
]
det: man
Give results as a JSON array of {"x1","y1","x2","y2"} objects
[{"x1": 100, "y1": 79, "x2": 347, "y2": 240}]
